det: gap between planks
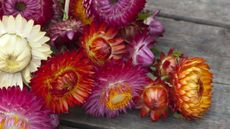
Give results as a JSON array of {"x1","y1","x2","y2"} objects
[{"x1": 157, "y1": 11, "x2": 230, "y2": 29}]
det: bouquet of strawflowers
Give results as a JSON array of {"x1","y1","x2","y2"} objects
[{"x1": 0, "y1": 0, "x2": 213, "y2": 128}]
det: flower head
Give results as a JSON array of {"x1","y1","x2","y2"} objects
[
  {"x1": 0, "y1": 86, "x2": 54, "y2": 129},
  {"x1": 0, "y1": 15, "x2": 51, "y2": 89},
  {"x1": 69, "y1": 0, "x2": 93, "y2": 24},
  {"x1": 81, "y1": 22, "x2": 126, "y2": 65},
  {"x1": 155, "y1": 49, "x2": 181, "y2": 79},
  {"x1": 84, "y1": 60, "x2": 148, "y2": 118},
  {"x1": 144, "y1": 10, "x2": 165, "y2": 37},
  {"x1": 86, "y1": 0, "x2": 146, "y2": 26},
  {"x1": 136, "y1": 79, "x2": 169, "y2": 121},
  {"x1": 0, "y1": 0, "x2": 54, "y2": 25},
  {"x1": 31, "y1": 51, "x2": 95, "y2": 113},
  {"x1": 128, "y1": 33, "x2": 155, "y2": 66},
  {"x1": 171, "y1": 57, "x2": 213, "y2": 119},
  {"x1": 47, "y1": 19, "x2": 83, "y2": 50}
]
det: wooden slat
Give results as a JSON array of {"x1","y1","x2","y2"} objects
[
  {"x1": 60, "y1": 83, "x2": 230, "y2": 129},
  {"x1": 155, "y1": 17, "x2": 230, "y2": 85},
  {"x1": 146, "y1": 0, "x2": 230, "y2": 27},
  {"x1": 59, "y1": 125, "x2": 79, "y2": 129}
]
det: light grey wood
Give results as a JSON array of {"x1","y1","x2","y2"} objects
[
  {"x1": 59, "y1": 125, "x2": 79, "y2": 129},
  {"x1": 146, "y1": 0, "x2": 230, "y2": 27},
  {"x1": 60, "y1": 83, "x2": 230, "y2": 129}
]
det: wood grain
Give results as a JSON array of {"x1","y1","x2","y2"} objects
[
  {"x1": 60, "y1": 83, "x2": 230, "y2": 129},
  {"x1": 146, "y1": 0, "x2": 230, "y2": 27}
]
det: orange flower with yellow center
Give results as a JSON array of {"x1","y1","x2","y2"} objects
[
  {"x1": 69, "y1": 0, "x2": 92, "y2": 24},
  {"x1": 31, "y1": 51, "x2": 95, "y2": 113},
  {"x1": 171, "y1": 57, "x2": 213, "y2": 119},
  {"x1": 81, "y1": 22, "x2": 126, "y2": 65}
]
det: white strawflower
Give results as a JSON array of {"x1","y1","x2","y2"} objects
[{"x1": 0, "y1": 14, "x2": 52, "y2": 89}]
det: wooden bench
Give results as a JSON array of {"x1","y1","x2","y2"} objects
[{"x1": 60, "y1": 0, "x2": 230, "y2": 128}]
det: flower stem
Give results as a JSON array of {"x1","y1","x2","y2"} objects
[{"x1": 63, "y1": 0, "x2": 70, "y2": 20}]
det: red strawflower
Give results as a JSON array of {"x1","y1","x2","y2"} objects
[
  {"x1": 31, "y1": 51, "x2": 95, "y2": 113},
  {"x1": 81, "y1": 22, "x2": 126, "y2": 65},
  {"x1": 136, "y1": 79, "x2": 169, "y2": 121}
]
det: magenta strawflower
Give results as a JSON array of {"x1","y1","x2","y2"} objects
[
  {"x1": 128, "y1": 33, "x2": 155, "y2": 66},
  {"x1": 0, "y1": 0, "x2": 54, "y2": 25},
  {"x1": 0, "y1": 86, "x2": 54, "y2": 129},
  {"x1": 47, "y1": 19, "x2": 83, "y2": 50},
  {"x1": 85, "y1": 0, "x2": 146, "y2": 26},
  {"x1": 84, "y1": 60, "x2": 148, "y2": 118},
  {"x1": 144, "y1": 11, "x2": 165, "y2": 37}
]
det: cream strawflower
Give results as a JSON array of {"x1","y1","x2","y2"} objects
[{"x1": 0, "y1": 14, "x2": 52, "y2": 89}]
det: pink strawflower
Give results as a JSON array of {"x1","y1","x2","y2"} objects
[
  {"x1": 128, "y1": 33, "x2": 155, "y2": 66},
  {"x1": 0, "y1": 86, "x2": 55, "y2": 129},
  {"x1": 85, "y1": 0, "x2": 146, "y2": 26},
  {"x1": 0, "y1": 0, "x2": 55, "y2": 25},
  {"x1": 144, "y1": 11, "x2": 165, "y2": 37},
  {"x1": 84, "y1": 60, "x2": 148, "y2": 118}
]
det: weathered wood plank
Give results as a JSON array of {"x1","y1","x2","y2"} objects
[
  {"x1": 60, "y1": 83, "x2": 230, "y2": 129},
  {"x1": 146, "y1": 0, "x2": 230, "y2": 26},
  {"x1": 59, "y1": 125, "x2": 79, "y2": 129},
  {"x1": 155, "y1": 17, "x2": 230, "y2": 85}
]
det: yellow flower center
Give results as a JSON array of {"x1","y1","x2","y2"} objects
[
  {"x1": 0, "y1": 34, "x2": 31, "y2": 73},
  {"x1": 49, "y1": 69, "x2": 78, "y2": 96},
  {"x1": 105, "y1": 82, "x2": 132, "y2": 110},
  {"x1": 0, "y1": 112, "x2": 28, "y2": 129}
]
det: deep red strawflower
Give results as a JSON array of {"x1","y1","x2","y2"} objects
[
  {"x1": 81, "y1": 22, "x2": 126, "y2": 65},
  {"x1": 84, "y1": 0, "x2": 146, "y2": 26},
  {"x1": 31, "y1": 51, "x2": 95, "y2": 113},
  {"x1": 84, "y1": 60, "x2": 148, "y2": 118},
  {"x1": 136, "y1": 79, "x2": 169, "y2": 121},
  {"x1": 0, "y1": 0, "x2": 54, "y2": 25},
  {"x1": 0, "y1": 86, "x2": 54, "y2": 129}
]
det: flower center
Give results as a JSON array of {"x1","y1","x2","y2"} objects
[
  {"x1": 105, "y1": 82, "x2": 132, "y2": 110},
  {"x1": 89, "y1": 37, "x2": 112, "y2": 64},
  {"x1": 15, "y1": 2, "x2": 27, "y2": 12},
  {"x1": 110, "y1": 0, "x2": 119, "y2": 4},
  {"x1": 0, "y1": 34, "x2": 31, "y2": 73},
  {"x1": 197, "y1": 79, "x2": 204, "y2": 99},
  {"x1": 0, "y1": 112, "x2": 28, "y2": 129},
  {"x1": 50, "y1": 70, "x2": 78, "y2": 96}
]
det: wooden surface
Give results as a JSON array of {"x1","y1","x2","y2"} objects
[{"x1": 60, "y1": 0, "x2": 230, "y2": 128}]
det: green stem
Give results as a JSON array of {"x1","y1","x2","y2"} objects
[{"x1": 63, "y1": 0, "x2": 70, "y2": 20}]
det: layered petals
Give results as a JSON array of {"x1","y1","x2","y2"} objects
[
  {"x1": 86, "y1": 0, "x2": 146, "y2": 26},
  {"x1": 136, "y1": 79, "x2": 169, "y2": 121},
  {"x1": 84, "y1": 60, "x2": 148, "y2": 118},
  {"x1": 0, "y1": 86, "x2": 54, "y2": 129},
  {"x1": 0, "y1": 15, "x2": 51, "y2": 88},
  {"x1": 128, "y1": 33, "x2": 155, "y2": 66},
  {"x1": 171, "y1": 57, "x2": 213, "y2": 119},
  {"x1": 0, "y1": 0, "x2": 54, "y2": 25},
  {"x1": 31, "y1": 51, "x2": 95, "y2": 113},
  {"x1": 81, "y1": 22, "x2": 126, "y2": 65}
]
